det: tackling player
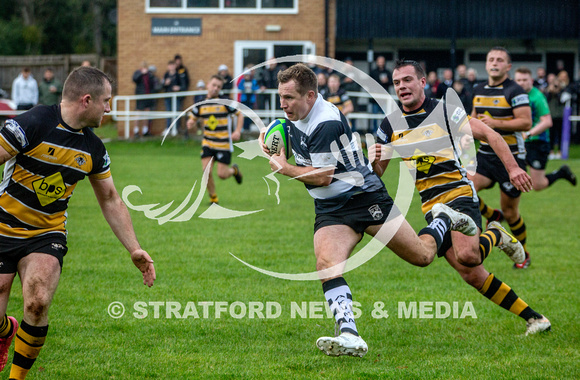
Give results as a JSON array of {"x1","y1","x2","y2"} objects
[{"x1": 370, "y1": 60, "x2": 550, "y2": 336}]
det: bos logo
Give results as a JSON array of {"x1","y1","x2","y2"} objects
[{"x1": 32, "y1": 172, "x2": 67, "y2": 206}]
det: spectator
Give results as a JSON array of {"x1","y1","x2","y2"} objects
[
  {"x1": 464, "y1": 68, "x2": 479, "y2": 98},
  {"x1": 217, "y1": 64, "x2": 233, "y2": 92},
  {"x1": 162, "y1": 60, "x2": 182, "y2": 136},
  {"x1": 456, "y1": 64, "x2": 467, "y2": 81},
  {"x1": 81, "y1": 60, "x2": 92, "y2": 67},
  {"x1": 38, "y1": 68, "x2": 63, "y2": 106},
  {"x1": 11, "y1": 67, "x2": 38, "y2": 110},
  {"x1": 369, "y1": 55, "x2": 392, "y2": 132},
  {"x1": 341, "y1": 57, "x2": 361, "y2": 131},
  {"x1": 325, "y1": 73, "x2": 354, "y2": 128},
  {"x1": 317, "y1": 72, "x2": 329, "y2": 98},
  {"x1": 132, "y1": 61, "x2": 156, "y2": 137},
  {"x1": 424, "y1": 71, "x2": 439, "y2": 98},
  {"x1": 257, "y1": 57, "x2": 284, "y2": 116},
  {"x1": 452, "y1": 80, "x2": 472, "y2": 114},
  {"x1": 237, "y1": 67, "x2": 260, "y2": 131},
  {"x1": 194, "y1": 79, "x2": 207, "y2": 103},
  {"x1": 436, "y1": 68, "x2": 454, "y2": 99},
  {"x1": 546, "y1": 73, "x2": 565, "y2": 159},
  {"x1": 174, "y1": 54, "x2": 190, "y2": 137},
  {"x1": 534, "y1": 67, "x2": 549, "y2": 94}
]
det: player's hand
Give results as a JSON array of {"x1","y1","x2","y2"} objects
[
  {"x1": 131, "y1": 249, "x2": 156, "y2": 287},
  {"x1": 368, "y1": 143, "x2": 392, "y2": 164},
  {"x1": 269, "y1": 146, "x2": 288, "y2": 173},
  {"x1": 509, "y1": 167, "x2": 533, "y2": 193},
  {"x1": 232, "y1": 130, "x2": 241, "y2": 141},
  {"x1": 259, "y1": 127, "x2": 271, "y2": 155},
  {"x1": 478, "y1": 114, "x2": 496, "y2": 128}
]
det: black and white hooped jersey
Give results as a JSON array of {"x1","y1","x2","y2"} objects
[
  {"x1": 0, "y1": 105, "x2": 111, "y2": 239},
  {"x1": 288, "y1": 94, "x2": 384, "y2": 214}
]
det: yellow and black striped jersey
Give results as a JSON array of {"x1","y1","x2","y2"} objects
[
  {"x1": 324, "y1": 88, "x2": 353, "y2": 114},
  {"x1": 377, "y1": 97, "x2": 477, "y2": 215},
  {"x1": 0, "y1": 105, "x2": 111, "y2": 239},
  {"x1": 472, "y1": 78, "x2": 529, "y2": 155},
  {"x1": 191, "y1": 96, "x2": 239, "y2": 151}
]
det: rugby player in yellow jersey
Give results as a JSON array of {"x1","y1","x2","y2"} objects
[
  {"x1": 0, "y1": 66, "x2": 155, "y2": 379},
  {"x1": 370, "y1": 60, "x2": 550, "y2": 335},
  {"x1": 187, "y1": 75, "x2": 244, "y2": 204},
  {"x1": 471, "y1": 47, "x2": 533, "y2": 267}
]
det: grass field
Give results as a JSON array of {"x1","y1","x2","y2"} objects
[{"x1": 3, "y1": 128, "x2": 579, "y2": 379}]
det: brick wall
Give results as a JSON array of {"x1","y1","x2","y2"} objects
[{"x1": 117, "y1": 0, "x2": 334, "y2": 136}]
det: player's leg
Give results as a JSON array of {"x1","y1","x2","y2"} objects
[
  {"x1": 528, "y1": 167, "x2": 549, "y2": 190},
  {"x1": 478, "y1": 197, "x2": 504, "y2": 226},
  {"x1": 0, "y1": 273, "x2": 17, "y2": 372},
  {"x1": 9, "y1": 253, "x2": 61, "y2": 379},
  {"x1": 444, "y1": 250, "x2": 550, "y2": 335},
  {"x1": 470, "y1": 172, "x2": 493, "y2": 193},
  {"x1": 366, "y1": 215, "x2": 436, "y2": 267},
  {"x1": 201, "y1": 155, "x2": 218, "y2": 204},
  {"x1": 314, "y1": 225, "x2": 368, "y2": 357},
  {"x1": 500, "y1": 192, "x2": 530, "y2": 268},
  {"x1": 216, "y1": 151, "x2": 242, "y2": 184},
  {"x1": 545, "y1": 165, "x2": 577, "y2": 188}
]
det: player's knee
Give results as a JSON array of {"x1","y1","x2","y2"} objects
[
  {"x1": 456, "y1": 247, "x2": 481, "y2": 268},
  {"x1": 217, "y1": 171, "x2": 229, "y2": 180},
  {"x1": 502, "y1": 208, "x2": 519, "y2": 223},
  {"x1": 24, "y1": 297, "x2": 51, "y2": 322}
]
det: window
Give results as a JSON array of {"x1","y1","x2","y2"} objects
[{"x1": 148, "y1": 0, "x2": 297, "y2": 14}]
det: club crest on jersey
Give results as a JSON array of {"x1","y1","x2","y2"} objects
[
  {"x1": 368, "y1": 204, "x2": 383, "y2": 221},
  {"x1": 74, "y1": 153, "x2": 88, "y2": 168},
  {"x1": 103, "y1": 152, "x2": 111, "y2": 168}
]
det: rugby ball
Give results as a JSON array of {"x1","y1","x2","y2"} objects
[{"x1": 264, "y1": 118, "x2": 292, "y2": 158}]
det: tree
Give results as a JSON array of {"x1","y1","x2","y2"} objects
[{"x1": 0, "y1": 0, "x2": 117, "y2": 56}]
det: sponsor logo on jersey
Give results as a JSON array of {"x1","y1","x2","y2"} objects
[
  {"x1": 32, "y1": 172, "x2": 67, "y2": 206},
  {"x1": 451, "y1": 107, "x2": 466, "y2": 124},
  {"x1": 4, "y1": 119, "x2": 29, "y2": 148},
  {"x1": 103, "y1": 152, "x2": 111, "y2": 168},
  {"x1": 512, "y1": 94, "x2": 529, "y2": 107}
]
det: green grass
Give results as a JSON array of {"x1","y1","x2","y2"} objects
[{"x1": 3, "y1": 137, "x2": 579, "y2": 379}]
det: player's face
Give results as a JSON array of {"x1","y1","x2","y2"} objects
[
  {"x1": 514, "y1": 72, "x2": 533, "y2": 93},
  {"x1": 207, "y1": 78, "x2": 223, "y2": 98},
  {"x1": 278, "y1": 79, "x2": 314, "y2": 121},
  {"x1": 392, "y1": 65, "x2": 426, "y2": 112},
  {"x1": 87, "y1": 82, "x2": 112, "y2": 128},
  {"x1": 486, "y1": 50, "x2": 512, "y2": 81}
]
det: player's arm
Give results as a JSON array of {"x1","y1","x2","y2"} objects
[
  {"x1": 0, "y1": 144, "x2": 14, "y2": 166},
  {"x1": 269, "y1": 147, "x2": 334, "y2": 186},
  {"x1": 524, "y1": 114, "x2": 552, "y2": 139},
  {"x1": 231, "y1": 110, "x2": 243, "y2": 141},
  {"x1": 369, "y1": 143, "x2": 392, "y2": 177},
  {"x1": 478, "y1": 105, "x2": 532, "y2": 132},
  {"x1": 468, "y1": 118, "x2": 532, "y2": 192},
  {"x1": 186, "y1": 112, "x2": 198, "y2": 133},
  {"x1": 89, "y1": 175, "x2": 156, "y2": 287}
]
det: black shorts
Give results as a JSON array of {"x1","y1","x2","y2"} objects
[
  {"x1": 0, "y1": 234, "x2": 68, "y2": 273},
  {"x1": 314, "y1": 189, "x2": 400, "y2": 234},
  {"x1": 476, "y1": 152, "x2": 527, "y2": 198},
  {"x1": 201, "y1": 146, "x2": 232, "y2": 165},
  {"x1": 425, "y1": 198, "x2": 483, "y2": 258},
  {"x1": 525, "y1": 140, "x2": 551, "y2": 170},
  {"x1": 136, "y1": 98, "x2": 155, "y2": 110}
]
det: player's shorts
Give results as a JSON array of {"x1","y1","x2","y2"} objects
[
  {"x1": 201, "y1": 146, "x2": 232, "y2": 165},
  {"x1": 0, "y1": 234, "x2": 68, "y2": 273},
  {"x1": 425, "y1": 198, "x2": 483, "y2": 258},
  {"x1": 136, "y1": 98, "x2": 155, "y2": 110},
  {"x1": 475, "y1": 151, "x2": 527, "y2": 198},
  {"x1": 314, "y1": 189, "x2": 400, "y2": 234},
  {"x1": 525, "y1": 140, "x2": 550, "y2": 170}
]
